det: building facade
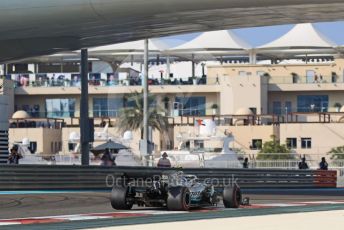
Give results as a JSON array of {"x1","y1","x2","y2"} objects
[{"x1": 4, "y1": 58, "x2": 344, "y2": 161}]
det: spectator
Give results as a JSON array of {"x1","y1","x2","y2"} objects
[
  {"x1": 8, "y1": 146, "x2": 22, "y2": 165},
  {"x1": 319, "y1": 157, "x2": 328, "y2": 170},
  {"x1": 101, "y1": 148, "x2": 114, "y2": 166},
  {"x1": 298, "y1": 157, "x2": 309, "y2": 170},
  {"x1": 215, "y1": 75, "x2": 220, "y2": 85},
  {"x1": 243, "y1": 158, "x2": 249, "y2": 169},
  {"x1": 157, "y1": 152, "x2": 171, "y2": 168}
]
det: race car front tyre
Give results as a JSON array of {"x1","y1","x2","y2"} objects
[
  {"x1": 167, "y1": 186, "x2": 191, "y2": 211},
  {"x1": 110, "y1": 186, "x2": 134, "y2": 210},
  {"x1": 223, "y1": 184, "x2": 242, "y2": 208}
]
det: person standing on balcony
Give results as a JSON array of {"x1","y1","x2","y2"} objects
[
  {"x1": 298, "y1": 157, "x2": 309, "y2": 170},
  {"x1": 215, "y1": 75, "x2": 220, "y2": 85}
]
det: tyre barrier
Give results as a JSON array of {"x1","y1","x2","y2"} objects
[{"x1": 0, "y1": 165, "x2": 337, "y2": 191}]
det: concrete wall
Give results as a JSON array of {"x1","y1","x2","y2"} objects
[
  {"x1": 9, "y1": 128, "x2": 62, "y2": 155},
  {"x1": 279, "y1": 123, "x2": 344, "y2": 155},
  {"x1": 207, "y1": 69, "x2": 268, "y2": 115}
]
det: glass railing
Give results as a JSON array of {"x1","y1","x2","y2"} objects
[
  {"x1": 9, "y1": 111, "x2": 76, "y2": 120},
  {"x1": 268, "y1": 75, "x2": 344, "y2": 84},
  {"x1": 93, "y1": 110, "x2": 120, "y2": 118},
  {"x1": 269, "y1": 107, "x2": 330, "y2": 114},
  {"x1": 8, "y1": 73, "x2": 210, "y2": 88}
]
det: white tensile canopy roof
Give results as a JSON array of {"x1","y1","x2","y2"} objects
[
  {"x1": 88, "y1": 38, "x2": 171, "y2": 54},
  {"x1": 258, "y1": 23, "x2": 337, "y2": 50},
  {"x1": 170, "y1": 30, "x2": 251, "y2": 52}
]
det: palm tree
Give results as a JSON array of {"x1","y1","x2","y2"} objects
[{"x1": 116, "y1": 91, "x2": 169, "y2": 140}]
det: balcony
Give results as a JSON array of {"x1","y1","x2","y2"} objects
[
  {"x1": 12, "y1": 74, "x2": 220, "y2": 95},
  {"x1": 268, "y1": 75, "x2": 344, "y2": 91}
]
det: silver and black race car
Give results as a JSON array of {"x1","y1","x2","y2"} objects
[{"x1": 110, "y1": 171, "x2": 242, "y2": 211}]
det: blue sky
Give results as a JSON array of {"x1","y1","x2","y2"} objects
[{"x1": 162, "y1": 21, "x2": 344, "y2": 47}]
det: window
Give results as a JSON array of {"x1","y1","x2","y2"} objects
[
  {"x1": 272, "y1": 101, "x2": 282, "y2": 115},
  {"x1": 251, "y1": 139, "x2": 262, "y2": 150},
  {"x1": 286, "y1": 138, "x2": 297, "y2": 149},
  {"x1": 256, "y1": 71, "x2": 265, "y2": 77},
  {"x1": 58, "y1": 142, "x2": 62, "y2": 152},
  {"x1": 301, "y1": 138, "x2": 312, "y2": 149},
  {"x1": 194, "y1": 140, "x2": 204, "y2": 150},
  {"x1": 175, "y1": 96, "x2": 206, "y2": 116},
  {"x1": 54, "y1": 142, "x2": 59, "y2": 153},
  {"x1": 46, "y1": 98, "x2": 76, "y2": 118},
  {"x1": 306, "y1": 70, "x2": 315, "y2": 83},
  {"x1": 238, "y1": 71, "x2": 246, "y2": 76},
  {"x1": 297, "y1": 95, "x2": 328, "y2": 112},
  {"x1": 93, "y1": 97, "x2": 123, "y2": 117}
]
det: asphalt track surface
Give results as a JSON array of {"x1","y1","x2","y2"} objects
[
  {"x1": 0, "y1": 189, "x2": 343, "y2": 229},
  {"x1": 0, "y1": 189, "x2": 343, "y2": 219}
]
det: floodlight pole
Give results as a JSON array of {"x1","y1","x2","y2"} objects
[
  {"x1": 80, "y1": 48, "x2": 90, "y2": 166},
  {"x1": 142, "y1": 39, "x2": 149, "y2": 156}
]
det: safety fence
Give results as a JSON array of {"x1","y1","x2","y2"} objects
[{"x1": 0, "y1": 165, "x2": 337, "y2": 191}]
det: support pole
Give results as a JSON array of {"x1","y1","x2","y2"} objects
[
  {"x1": 2, "y1": 64, "x2": 6, "y2": 75},
  {"x1": 166, "y1": 55, "x2": 170, "y2": 79},
  {"x1": 249, "y1": 49, "x2": 257, "y2": 65},
  {"x1": 142, "y1": 39, "x2": 149, "y2": 156},
  {"x1": 191, "y1": 54, "x2": 195, "y2": 78},
  {"x1": 80, "y1": 49, "x2": 90, "y2": 166},
  {"x1": 34, "y1": 63, "x2": 39, "y2": 74}
]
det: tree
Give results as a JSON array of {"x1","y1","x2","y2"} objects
[
  {"x1": 256, "y1": 135, "x2": 294, "y2": 160},
  {"x1": 328, "y1": 146, "x2": 344, "y2": 160},
  {"x1": 116, "y1": 91, "x2": 169, "y2": 140}
]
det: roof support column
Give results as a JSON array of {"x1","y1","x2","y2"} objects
[
  {"x1": 1, "y1": 64, "x2": 5, "y2": 75},
  {"x1": 80, "y1": 48, "x2": 90, "y2": 166},
  {"x1": 141, "y1": 39, "x2": 149, "y2": 157},
  {"x1": 166, "y1": 55, "x2": 170, "y2": 79},
  {"x1": 191, "y1": 54, "x2": 195, "y2": 78},
  {"x1": 249, "y1": 49, "x2": 257, "y2": 64}
]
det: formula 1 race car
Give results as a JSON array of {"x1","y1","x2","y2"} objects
[{"x1": 110, "y1": 171, "x2": 242, "y2": 211}]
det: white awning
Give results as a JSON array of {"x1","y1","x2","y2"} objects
[
  {"x1": 88, "y1": 39, "x2": 171, "y2": 54},
  {"x1": 258, "y1": 23, "x2": 336, "y2": 50},
  {"x1": 170, "y1": 30, "x2": 251, "y2": 52}
]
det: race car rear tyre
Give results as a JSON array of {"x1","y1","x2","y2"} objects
[
  {"x1": 110, "y1": 186, "x2": 134, "y2": 210},
  {"x1": 223, "y1": 184, "x2": 242, "y2": 208},
  {"x1": 167, "y1": 186, "x2": 191, "y2": 211}
]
